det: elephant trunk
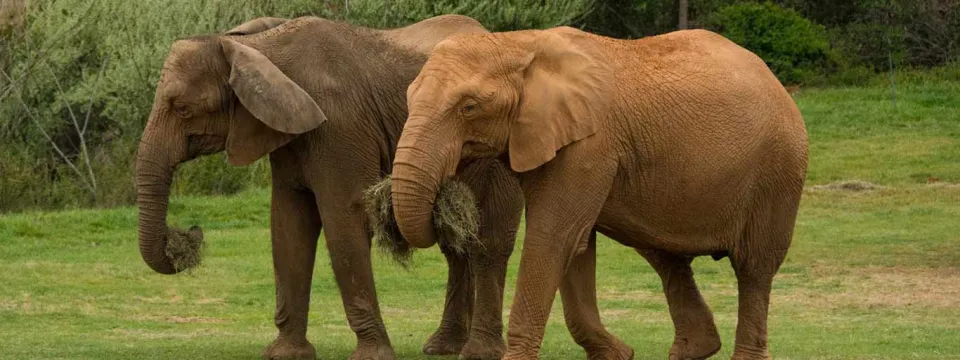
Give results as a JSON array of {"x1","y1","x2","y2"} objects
[
  {"x1": 390, "y1": 121, "x2": 460, "y2": 249},
  {"x1": 135, "y1": 118, "x2": 188, "y2": 274}
]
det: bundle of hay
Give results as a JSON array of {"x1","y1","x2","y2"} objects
[
  {"x1": 363, "y1": 176, "x2": 480, "y2": 267},
  {"x1": 160, "y1": 176, "x2": 480, "y2": 272},
  {"x1": 164, "y1": 226, "x2": 205, "y2": 273}
]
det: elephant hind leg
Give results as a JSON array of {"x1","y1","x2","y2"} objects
[
  {"x1": 263, "y1": 185, "x2": 322, "y2": 360},
  {"x1": 317, "y1": 206, "x2": 396, "y2": 360},
  {"x1": 561, "y1": 232, "x2": 634, "y2": 360},
  {"x1": 729, "y1": 206, "x2": 798, "y2": 360},
  {"x1": 638, "y1": 248, "x2": 722, "y2": 360}
]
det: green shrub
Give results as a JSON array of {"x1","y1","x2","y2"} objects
[
  {"x1": 346, "y1": 0, "x2": 592, "y2": 31},
  {"x1": 0, "y1": 0, "x2": 323, "y2": 213},
  {"x1": 706, "y1": 1, "x2": 831, "y2": 85},
  {"x1": 0, "y1": 0, "x2": 592, "y2": 213}
]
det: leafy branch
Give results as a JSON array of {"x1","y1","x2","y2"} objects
[{"x1": 0, "y1": 54, "x2": 109, "y2": 201}]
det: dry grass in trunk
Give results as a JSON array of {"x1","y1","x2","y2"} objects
[
  {"x1": 164, "y1": 226, "x2": 204, "y2": 273},
  {"x1": 363, "y1": 176, "x2": 412, "y2": 266},
  {"x1": 363, "y1": 176, "x2": 480, "y2": 267}
]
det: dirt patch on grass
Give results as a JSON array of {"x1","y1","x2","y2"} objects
[
  {"x1": 133, "y1": 294, "x2": 183, "y2": 304},
  {"x1": 0, "y1": 293, "x2": 31, "y2": 312},
  {"x1": 809, "y1": 180, "x2": 884, "y2": 192},
  {"x1": 195, "y1": 297, "x2": 225, "y2": 305},
  {"x1": 0, "y1": 298, "x2": 20, "y2": 311},
  {"x1": 783, "y1": 265, "x2": 960, "y2": 309},
  {"x1": 109, "y1": 328, "x2": 237, "y2": 340},
  {"x1": 597, "y1": 289, "x2": 663, "y2": 302},
  {"x1": 925, "y1": 181, "x2": 960, "y2": 189},
  {"x1": 131, "y1": 314, "x2": 229, "y2": 324},
  {"x1": 600, "y1": 309, "x2": 635, "y2": 318},
  {"x1": 166, "y1": 316, "x2": 228, "y2": 324}
]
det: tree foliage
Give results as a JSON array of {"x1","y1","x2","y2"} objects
[
  {"x1": 0, "y1": 0, "x2": 955, "y2": 212},
  {"x1": 705, "y1": 2, "x2": 831, "y2": 84},
  {"x1": 0, "y1": 0, "x2": 591, "y2": 212}
]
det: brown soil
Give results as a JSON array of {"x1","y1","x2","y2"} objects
[
  {"x1": 784, "y1": 265, "x2": 960, "y2": 309},
  {"x1": 809, "y1": 180, "x2": 883, "y2": 192}
]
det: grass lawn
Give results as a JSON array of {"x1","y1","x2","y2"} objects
[{"x1": 2, "y1": 77, "x2": 959, "y2": 359}]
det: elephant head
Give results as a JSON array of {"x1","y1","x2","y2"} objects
[
  {"x1": 391, "y1": 27, "x2": 611, "y2": 248},
  {"x1": 136, "y1": 18, "x2": 327, "y2": 274}
]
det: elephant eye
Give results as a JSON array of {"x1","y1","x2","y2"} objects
[
  {"x1": 460, "y1": 101, "x2": 479, "y2": 117},
  {"x1": 173, "y1": 104, "x2": 192, "y2": 119}
]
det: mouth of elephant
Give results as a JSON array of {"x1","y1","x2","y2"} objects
[
  {"x1": 363, "y1": 176, "x2": 481, "y2": 267},
  {"x1": 461, "y1": 140, "x2": 499, "y2": 159},
  {"x1": 185, "y1": 134, "x2": 227, "y2": 160}
]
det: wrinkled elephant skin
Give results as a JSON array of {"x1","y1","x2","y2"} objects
[
  {"x1": 392, "y1": 27, "x2": 808, "y2": 360},
  {"x1": 134, "y1": 15, "x2": 523, "y2": 360}
]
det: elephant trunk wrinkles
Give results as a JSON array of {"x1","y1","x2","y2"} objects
[
  {"x1": 135, "y1": 127, "x2": 184, "y2": 275},
  {"x1": 391, "y1": 122, "x2": 459, "y2": 249}
]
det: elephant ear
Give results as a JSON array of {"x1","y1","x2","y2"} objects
[
  {"x1": 220, "y1": 39, "x2": 327, "y2": 165},
  {"x1": 508, "y1": 27, "x2": 611, "y2": 173},
  {"x1": 224, "y1": 17, "x2": 288, "y2": 35},
  {"x1": 225, "y1": 105, "x2": 297, "y2": 166}
]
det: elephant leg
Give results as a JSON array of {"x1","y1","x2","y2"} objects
[
  {"x1": 559, "y1": 231, "x2": 633, "y2": 360},
  {"x1": 460, "y1": 161, "x2": 522, "y2": 360},
  {"x1": 729, "y1": 215, "x2": 794, "y2": 360},
  {"x1": 320, "y1": 205, "x2": 395, "y2": 360},
  {"x1": 422, "y1": 246, "x2": 473, "y2": 356},
  {"x1": 459, "y1": 249, "x2": 510, "y2": 360},
  {"x1": 263, "y1": 185, "x2": 322, "y2": 360},
  {"x1": 502, "y1": 154, "x2": 616, "y2": 360},
  {"x1": 638, "y1": 248, "x2": 721, "y2": 360}
]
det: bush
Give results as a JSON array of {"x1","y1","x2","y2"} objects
[
  {"x1": 345, "y1": 0, "x2": 592, "y2": 31},
  {"x1": 0, "y1": 0, "x2": 592, "y2": 213},
  {"x1": 706, "y1": 1, "x2": 832, "y2": 85}
]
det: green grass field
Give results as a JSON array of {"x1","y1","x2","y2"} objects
[{"x1": 2, "y1": 77, "x2": 959, "y2": 359}]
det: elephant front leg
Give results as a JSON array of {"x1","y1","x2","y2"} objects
[
  {"x1": 560, "y1": 232, "x2": 633, "y2": 360},
  {"x1": 263, "y1": 186, "x2": 322, "y2": 360},
  {"x1": 502, "y1": 229, "x2": 570, "y2": 359},
  {"x1": 503, "y1": 154, "x2": 616, "y2": 360},
  {"x1": 422, "y1": 246, "x2": 473, "y2": 356},
  {"x1": 320, "y1": 206, "x2": 396, "y2": 360}
]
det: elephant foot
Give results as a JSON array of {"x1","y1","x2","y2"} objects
[
  {"x1": 584, "y1": 340, "x2": 634, "y2": 360},
  {"x1": 350, "y1": 341, "x2": 397, "y2": 360},
  {"x1": 669, "y1": 333, "x2": 722, "y2": 360},
  {"x1": 502, "y1": 350, "x2": 540, "y2": 360},
  {"x1": 262, "y1": 337, "x2": 316, "y2": 360},
  {"x1": 730, "y1": 344, "x2": 770, "y2": 360},
  {"x1": 458, "y1": 330, "x2": 506, "y2": 360},
  {"x1": 423, "y1": 327, "x2": 469, "y2": 355}
]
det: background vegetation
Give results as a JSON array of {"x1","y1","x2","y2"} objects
[
  {"x1": 1, "y1": 78, "x2": 958, "y2": 358},
  {"x1": 0, "y1": 0, "x2": 957, "y2": 212},
  {"x1": 0, "y1": 2, "x2": 956, "y2": 358}
]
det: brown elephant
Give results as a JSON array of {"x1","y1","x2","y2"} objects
[
  {"x1": 390, "y1": 27, "x2": 809, "y2": 360},
  {"x1": 134, "y1": 15, "x2": 523, "y2": 360}
]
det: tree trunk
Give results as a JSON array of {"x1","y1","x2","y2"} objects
[{"x1": 678, "y1": 0, "x2": 689, "y2": 30}]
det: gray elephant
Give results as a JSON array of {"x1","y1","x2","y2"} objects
[{"x1": 134, "y1": 15, "x2": 523, "y2": 360}]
